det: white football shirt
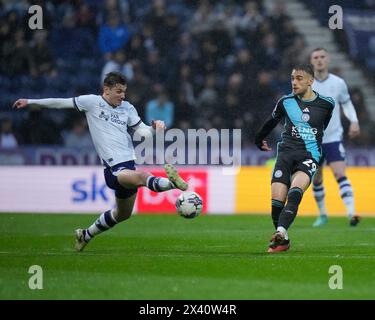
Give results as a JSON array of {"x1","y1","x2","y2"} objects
[
  {"x1": 312, "y1": 73, "x2": 351, "y2": 143},
  {"x1": 73, "y1": 94, "x2": 141, "y2": 167}
]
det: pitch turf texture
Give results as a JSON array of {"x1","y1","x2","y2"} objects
[{"x1": 1, "y1": 213, "x2": 374, "y2": 299}]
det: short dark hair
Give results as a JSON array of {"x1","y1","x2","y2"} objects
[
  {"x1": 103, "y1": 72, "x2": 127, "y2": 88},
  {"x1": 311, "y1": 47, "x2": 328, "y2": 54},
  {"x1": 292, "y1": 63, "x2": 315, "y2": 77},
  {"x1": 310, "y1": 47, "x2": 328, "y2": 58}
]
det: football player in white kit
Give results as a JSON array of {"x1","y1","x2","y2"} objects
[
  {"x1": 310, "y1": 48, "x2": 361, "y2": 227},
  {"x1": 13, "y1": 72, "x2": 188, "y2": 251}
]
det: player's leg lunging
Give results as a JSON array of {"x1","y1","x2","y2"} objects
[
  {"x1": 117, "y1": 164, "x2": 188, "y2": 192},
  {"x1": 277, "y1": 187, "x2": 303, "y2": 233},
  {"x1": 75, "y1": 164, "x2": 188, "y2": 251},
  {"x1": 75, "y1": 195, "x2": 135, "y2": 252},
  {"x1": 268, "y1": 171, "x2": 310, "y2": 253},
  {"x1": 269, "y1": 188, "x2": 303, "y2": 253}
]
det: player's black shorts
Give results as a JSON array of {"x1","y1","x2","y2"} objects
[
  {"x1": 104, "y1": 160, "x2": 138, "y2": 199},
  {"x1": 271, "y1": 150, "x2": 319, "y2": 187}
]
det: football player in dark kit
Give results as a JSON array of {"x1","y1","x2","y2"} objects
[{"x1": 255, "y1": 64, "x2": 334, "y2": 253}]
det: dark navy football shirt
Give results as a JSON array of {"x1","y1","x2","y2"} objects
[{"x1": 255, "y1": 92, "x2": 334, "y2": 162}]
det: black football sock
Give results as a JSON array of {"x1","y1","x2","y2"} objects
[
  {"x1": 278, "y1": 187, "x2": 303, "y2": 230},
  {"x1": 271, "y1": 199, "x2": 285, "y2": 229}
]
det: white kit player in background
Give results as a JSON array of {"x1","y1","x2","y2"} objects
[
  {"x1": 310, "y1": 48, "x2": 361, "y2": 227},
  {"x1": 13, "y1": 72, "x2": 188, "y2": 251}
]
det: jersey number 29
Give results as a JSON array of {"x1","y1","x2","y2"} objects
[{"x1": 303, "y1": 159, "x2": 317, "y2": 173}]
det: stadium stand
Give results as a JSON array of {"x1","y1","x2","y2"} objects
[{"x1": 0, "y1": 0, "x2": 374, "y2": 150}]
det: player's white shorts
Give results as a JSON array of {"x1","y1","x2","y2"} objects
[{"x1": 319, "y1": 141, "x2": 346, "y2": 165}]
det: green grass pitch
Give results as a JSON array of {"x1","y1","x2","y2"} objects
[{"x1": 0, "y1": 213, "x2": 374, "y2": 299}]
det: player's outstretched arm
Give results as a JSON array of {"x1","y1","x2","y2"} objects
[
  {"x1": 13, "y1": 98, "x2": 75, "y2": 109},
  {"x1": 13, "y1": 99, "x2": 28, "y2": 109}
]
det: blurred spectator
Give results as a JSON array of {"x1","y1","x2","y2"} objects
[
  {"x1": 344, "y1": 88, "x2": 375, "y2": 146},
  {"x1": 0, "y1": 17, "x2": 11, "y2": 46},
  {"x1": 0, "y1": 118, "x2": 18, "y2": 149},
  {"x1": 0, "y1": 0, "x2": 373, "y2": 148},
  {"x1": 144, "y1": 49, "x2": 168, "y2": 83},
  {"x1": 252, "y1": 71, "x2": 278, "y2": 126},
  {"x1": 28, "y1": 30, "x2": 56, "y2": 78},
  {"x1": 365, "y1": 0, "x2": 375, "y2": 9},
  {"x1": 196, "y1": 37, "x2": 220, "y2": 75},
  {"x1": 19, "y1": 109, "x2": 62, "y2": 145},
  {"x1": 196, "y1": 73, "x2": 220, "y2": 128},
  {"x1": 209, "y1": 21, "x2": 233, "y2": 59},
  {"x1": 221, "y1": 73, "x2": 248, "y2": 128},
  {"x1": 101, "y1": 0, "x2": 131, "y2": 22},
  {"x1": 2, "y1": 29, "x2": 30, "y2": 75},
  {"x1": 101, "y1": 49, "x2": 134, "y2": 83},
  {"x1": 256, "y1": 33, "x2": 280, "y2": 70},
  {"x1": 176, "y1": 32, "x2": 199, "y2": 64},
  {"x1": 75, "y1": 3, "x2": 96, "y2": 31},
  {"x1": 177, "y1": 64, "x2": 196, "y2": 109},
  {"x1": 125, "y1": 33, "x2": 148, "y2": 62},
  {"x1": 126, "y1": 60, "x2": 151, "y2": 118},
  {"x1": 174, "y1": 64, "x2": 196, "y2": 128},
  {"x1": 231, "y1": 47, "x2": 258, "y2": 84},
  {"x1": 269, "y1": 0, "x2": 289, "y2": 33},
  {"x1": 279, "y1": 20, "x2": 299, "y2": 50},
  {"x1": 0, "y1": 20, "x2": 11, "y2": 75},
  {"x1": 144, "y1": 0, "x2": 180, "y2": 57},
  {"x1": 189, "y1": 0, "x2": 217, "y2": 35},
  {"x1": 98, "y1": 12, "x2": 131, "y2": 58},
  {"x1": 161, "y1": 12, "x2": 180, "y2": 58},
  {"x1": 63, "y1": 118, "x2": 93, "y2": 149},
  {"x1": 145, "y1": 0, "x2": 167, "y2": 25},
  {"x1": 196, "y1": 73, "x2": 219, "y2": 111},
  {"x1": 220, "y1": 3, "x2": 242, "y2": 37},
  {"x1": 145, "y1": 87, "x2": 175, "y2": 128},
  {"x1": 140, "y1": 22, "x2": 156, "y2": 52},
  {"x1": 239, "y1": 0, "x2": 264, "y2": 33},
  {"x1": 281, "y1": 35, "x2": 309, "y2": 71}
]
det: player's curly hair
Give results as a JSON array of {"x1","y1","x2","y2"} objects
[{"x1": 103, "y1": 72, "x2": 127, "y2": 88}]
